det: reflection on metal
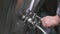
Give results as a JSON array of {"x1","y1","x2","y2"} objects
[
  {"x1": 20, "y1": 0, "x2": 47, "y2": 34},
  {"x1": 22, "y1": 13, "x2": 47, "y2": 34},
  {"x1": 29, "y1": 0, "x2": 35, "y2": 11},
  {"x1": 16, "y1": 0, "x2": 23, "y2": 9}
]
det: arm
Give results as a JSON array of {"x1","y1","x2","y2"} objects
[{"x1": 41, "y1": 1, "x2": 60, "y2": 28}]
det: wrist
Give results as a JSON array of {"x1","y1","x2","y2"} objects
[{"x1": 54, "y1": 15, "x2": 60, "y2": 23}]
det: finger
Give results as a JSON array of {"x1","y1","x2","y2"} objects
[{"x1": 41, "y1": 19, "x2": 48, "y2": 27}]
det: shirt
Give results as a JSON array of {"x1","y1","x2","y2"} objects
[{"x1": 57, "y1": 0, "x2": 60, "y2": 16}]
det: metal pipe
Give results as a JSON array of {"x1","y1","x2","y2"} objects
[
  {"x1": 28, "y1": 18, "x2": 47, "y2": 34},
  {"x1": 29, "y1": 0, "x2": 35, "y2": 11}
]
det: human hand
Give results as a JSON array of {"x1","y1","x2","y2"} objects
[{"x1": 41, "y1": 16, "x2": 59, "y2": 28}]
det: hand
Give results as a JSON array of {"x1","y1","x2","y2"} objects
[{"x1": 41, "y1": 16, "x2": 59, "y2": 28}]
